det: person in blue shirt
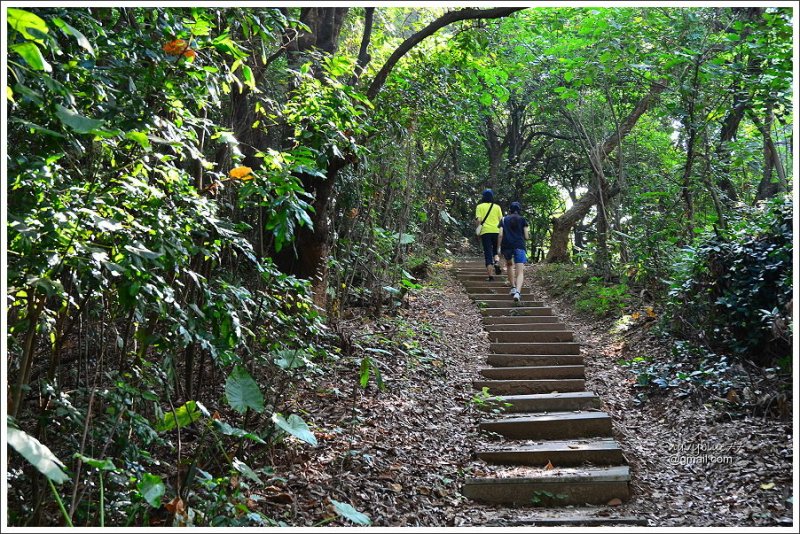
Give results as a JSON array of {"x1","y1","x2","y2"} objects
[{"x1": 497, "y1": 201, "x2": 530, "y2": 302}]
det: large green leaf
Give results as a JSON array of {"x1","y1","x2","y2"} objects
[
  {"x1": 242, "y1": 64, "x2": 256, "y2": 91},
  {"x1": 392, "y1": 232, "x2": 415, "y2": 245},
  {"x1": 225, "y1": 365, "x2": 264, "y2": 414},
  {"x1": 7, "y1": 426, "x2": 69, "y2": 483},
  {"x1": 211, "y1": 419, "x2": 266, "y2": 444},
  {"x1": 52, "y1": 17, "x2": 94, "y2": 56},
  {"x1": 231, "y1": 457, "x2": 263, "y2": 484},
  {"x1": 124, "y1": 243, "x2": 162, "y2": 260},
  {"x1": 74, "y1": 453, "x2": 117, "y2": 471},
  {"x1": 136, "y1": 473, "x2": 165, "y2": 508},
  {"x1": 55, "y1": 104, "x2": 109, "y2": 135},
  {"x1": 156, "y1": 400, "x2": 204, "y2": 432},
  {"x1": 330, "y1": 499, "x2": 371, "y2": 525},
  {"x1": 271, "y1": 413, "x2": 317, "y2": 446},
  {"x1": 273, "y1": 349, "x2": 308, "y2": 370},
  {"x1": 10, "y1": 42, "x2": 51, "y2": 72},
  {"x1": 7, "y1": 8, "x2": 49, "y2": 42}
]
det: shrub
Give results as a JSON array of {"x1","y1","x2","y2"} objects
[
  {"x1": 665, "y1": 194, "x2": 792, "y2": 367},
  {"x1": 535, "y1": 264, "x2": 632, "y2": 318}
]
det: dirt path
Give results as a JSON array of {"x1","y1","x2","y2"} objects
[{"x1": 269, "y1": 262, "x2": 792, "y2": 527}]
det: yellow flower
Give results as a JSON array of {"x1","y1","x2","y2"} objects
[{"x1": 229, "y1": 166, "x2": 253, "y2": 180}]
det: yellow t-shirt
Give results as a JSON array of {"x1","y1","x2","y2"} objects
[{"x1": 475, "y1": 202, "x2": 503, "y2": 235}]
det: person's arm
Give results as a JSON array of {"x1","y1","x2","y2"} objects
[
  {"x1": 524, "y1": 226, "x2": 531, "y2": 240},
  {"x1": 497, "y1": 224, "x2": 504, "y2": 250}
]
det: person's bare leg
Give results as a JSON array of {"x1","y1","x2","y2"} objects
[
  {"x1": 515, "y1": 262, "x2": 525, "y2": 293},
  {"x1": 506, "y1": 258, "x2": 514, "y2": 287}
]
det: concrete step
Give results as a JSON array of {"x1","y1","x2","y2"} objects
[
  {"x1": 490, "y1": 342, "x2": 581, "y2": 355},
  {"x1": 485, "y1": 323, "x2": 567, "y2": 331},
  {"x1": 490, "y1": 392, "x2": 602, "y2": 413},
  {"x1": 488, "y1": 330, "x2": 574, "y2": 343},
  {"x1": 462, "y1": 285, "x2": 523, "y2": 293},
  {"x1": 479, "y1": 411, "x2": 612, "y2": 440},
  {"x1": 479, "y1": 365, "x2": 585, "y2": 380},
  {"x1": 482, "y1": 307, "x2": 554, "y2": 317},
  {"x1": 462, "y1": 466, "x2": 630, "y2": 506},
  {"x1": 486, "y1": 354, "x2": 583, "y2": 367},
  {"x1": 457, "y1": 274, "x2": 515, "y2": 280},
  {"x1": 482, "y1": 316, "x2": 561, "y2": 325},
  {"x1": 468, "y1": 292, "x2": 536, "y2": 300},
  {"x1": 459, "y1": 280, "x2": 514, "y2": 286},
  {"x1": 477, "y1": 438, "x2": 625, "y2": 466},
  {"x1": 485, "y1": 514, "x2": 648, "y2": 527},
  {"x1": 465, "y1": 285, "x2": 532, "y2": 293},
  {"x1": 474, "y1": 379, "x2": 585, "y2": 395},
  {"x1": 475, "y1": 300, "x2": 545, "y2": 308},
  {"x1": 486, "y1": 515, "x2": 648, "y2": 527}
]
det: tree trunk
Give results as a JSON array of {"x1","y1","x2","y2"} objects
[
  {"x1": 715, "y1": 7, "x2": 765, "y2": 204},
  {"x1": 483, "y1": 115, "x2": 503, "y2": 187},
  {"x1": 546, "y1": 80, "x2": 666, "y2": 263},
  {"x1": 352, "y1": 7, "x2": 375, "y2": 83},
  {"x1": 548, "y1": 185, "x2": 619, "y2": 263},
  {"x1": 680, "y1": 58, "x2": 701, "y2": 237},
  {"x1": 752, "y1": 104, "x2": 788, "y2": 201}
]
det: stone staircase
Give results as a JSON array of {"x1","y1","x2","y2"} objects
[{"x1": 454, "y1": 261, "x2": 631, "y2": 509}]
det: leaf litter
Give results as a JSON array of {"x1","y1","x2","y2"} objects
[{"x1": 256, "y1": 263, "x2": 793, "y2": 527}]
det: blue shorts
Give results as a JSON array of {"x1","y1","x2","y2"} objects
[{"x1": 502, "y1": 248, "x2": 527, "y2": 264}]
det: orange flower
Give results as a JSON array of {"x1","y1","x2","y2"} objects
[
  {"x1": 182, "y1": 49, "x2": 197, "y2": 59},
  {"x1": 163, "y1": 39, "x2": 188, "y2": 55},
  {"x1": 229, "y1": 166, "x2": 253, "y2": 180}
]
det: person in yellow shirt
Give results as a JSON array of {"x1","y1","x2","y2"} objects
[{"x1": 474, "y1": 189, "x2": 504, "y2": 280}]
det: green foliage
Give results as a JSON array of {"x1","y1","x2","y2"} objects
[
  {"x1": 156, "y1": 400, "x2": 206, "y2": 432},
  {"x1": 575, "y1": 277, "x2": 632, "y2": 317},
  {"x1": 225, "y1": 366, "x2": 265, "y2": 414},
  {"x1": 330, "y1": 499, "x2": 372, "y2": 526},
  {"x1": 468, "y1": 387, "x2": 511, "y2": 414},
  {"x1": 534, "y1": 264, "x2": 633, "y2": 318},
  {"x1": 619, "y1": 343, "x2": 738, "y2": 398},
  {"x1": 7, "y1": 422, "x2": 70, "y2": 484},
  {"x1": 271, "y1": 413, "x2": 318, "y2": 446},
  {"x1": 136, "y1": 473, "x2": 165, "y2": 508},
  {"x1": 5, "y1": 7, "x2": 331, "y2": 527},
  {"x1": 665, "y1": 195, "x2": 792, "y2": 365}
]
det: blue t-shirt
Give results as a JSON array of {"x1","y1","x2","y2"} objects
[{"x1": 499, "y1": 214, "x2": 528, "y2": 250}]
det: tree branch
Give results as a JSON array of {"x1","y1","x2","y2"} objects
[
  {"x1": 365, "y1": 7, "x2": 526, "y2": 101},
  {"x1": 351, "y1": 7, "x2": 375, "y2": 84}
]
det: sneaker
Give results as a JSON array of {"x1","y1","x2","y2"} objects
[
  {"x1": 508, "y1": 287, "x2": 517, "y2": 295},
  {"x1": 486, "y1": 276, "x2": 494, "y2": 281},
  {"x1": 494, "y1": 262, "x2": 502, "y2": 275},
  {"x1": 513, "y1": 290, "x2": 521, "y2": 303}
]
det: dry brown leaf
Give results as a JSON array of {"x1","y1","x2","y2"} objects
[
  {"x1": 544, "y1": 460, "x2": 554, "y2": 470},
  {"x1": 607, "y1": 497, "x2": 623, "y2": 506},
  {"x1": 165, "y1": 496, "x2": 184, "y2": 515}
]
